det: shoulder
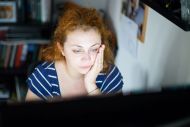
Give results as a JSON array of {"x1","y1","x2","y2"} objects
[
  {"x1": 27, "y1": 61, "x2": 55, "y2": 85},
  {"x1": 26, "y1": 61, "x2": 55, "y2": 100},
  {"x1": 98, "y1": 64, "x2": 124, "y2": 94},
  {"x1": 109, "y1": 64, "x2": 120, "y2": 72},
  {"x1": 97, "y1": 64, "x2": 122, "y2": 80},
  {"x1": 29, "y1": 61, "x2": 55, "y2": 74},
  {"x1": 98, "y1": 64, "x2": 121, "y2": 76},
  {"x1": 106, "y1": 64, "x2": 122, "y2": 77},
  {"x1": 38, "y1": 61, "x2": 55, "y2": 70}
]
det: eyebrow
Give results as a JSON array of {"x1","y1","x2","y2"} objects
[{"x1": 71, "y1": 43, "x2": 101, "y2": 48}]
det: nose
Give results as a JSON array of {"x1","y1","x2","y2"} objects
[{"x1": 81, "y1": 52, "x2": 91, "y2": 62}]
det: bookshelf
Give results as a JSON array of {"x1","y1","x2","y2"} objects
[
  {"x1": 0, "y1": 0, "x2": 53, "y2": 102},
  {"x1": 0, "y1": 40, "x2": 50, "y2": 102}
]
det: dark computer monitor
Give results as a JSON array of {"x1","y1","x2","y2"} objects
[{"x1": 0, "y1": 89, "x2": 190, "y2": 127}]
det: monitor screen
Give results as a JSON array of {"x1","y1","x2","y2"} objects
[{"x1": 0, "y1": 89, "x2": 190, "y2": 127}]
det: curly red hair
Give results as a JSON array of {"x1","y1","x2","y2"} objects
[{"x1": 41, "y1": 2, "x2": 114, "y2": 72}]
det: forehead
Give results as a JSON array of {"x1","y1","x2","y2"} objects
[{"x1": 65, "y1": 28, "x2": 101, "y2": 46}]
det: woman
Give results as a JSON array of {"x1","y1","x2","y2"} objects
[{"x1": 25, "y1": 3, "x2": 124, "y2": 101}]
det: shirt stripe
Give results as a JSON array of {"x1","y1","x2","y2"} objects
[
  {"x1": 42, "y1": 62, "x2": 47, "y2": 66},
  {"x1": 45, "y1": 62, "x2": 54, "y2": 69},
  {"x1": 52, "y1": 91, "x2": 60, "y2": 95},
  {"x1": 96, "y1": 81, "x2": 103, "y2": 83},
  {"x1": 47, "y1": 67, "x2": 55, "y2": 70},
  {"x1": 99, "y1": 73, "x2": 106, "y2": 75},
  {"x1": 52, "y1": 84, "x2": 59, "y2": 87},
  {"x1": 48, "y1": 75, "x2": 57, "y2": 79}
]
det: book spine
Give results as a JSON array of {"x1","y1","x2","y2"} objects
[
  {"x1": 9, "y1": 45, "x2": 17, "y2": 68},
  {"x1": 14, "y1": 44, "x2": 23, "y2": 68},
  {"x1": 0, "y1": 45, "x2": 6, "y2": 67},
  {"x1": 41, "y1": 0, "x2": 51, "y2": 23},
  {"x1": 4, "y1": 45, "x2": 11, "y2": 69}
]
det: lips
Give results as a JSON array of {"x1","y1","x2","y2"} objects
[{"x1": 80, "y1": 65, "x2": 91, "y2": 68}]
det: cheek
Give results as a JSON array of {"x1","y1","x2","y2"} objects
[
  {"x1": 64, "y1": 52, "x2": 78, "y2": 63},
  {"x1": 71, "y1": 56, "x2": 79, "y2": 62}
]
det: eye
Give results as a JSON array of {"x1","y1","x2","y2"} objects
[
  {"x1": 73, "y1": 49, "x2": 84, "y2": 54},
  {"x1": 91, "y1": 49, "x2": 98, "y2": 53}
]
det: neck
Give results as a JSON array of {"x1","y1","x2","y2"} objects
[{"x1": 62, "y1": 60, "x2": 84, "y2": 80}]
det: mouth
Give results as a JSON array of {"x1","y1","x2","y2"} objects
[{"x1": 79, "y1": 65, "x2": 91, "y2": 69}]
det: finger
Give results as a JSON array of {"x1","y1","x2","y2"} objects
[
  {"x1": 101, "y1": 45, "x2": 105, "y2": 65},
  {"x1": 92, "y1": 49, "x2": 101, "y2": 69},
  {"x1": 99, "y1": 45, "x2": 105, "y2": 70},
  {"x1": 92, "y1": 45, "x2": 104, "y2": 72}
]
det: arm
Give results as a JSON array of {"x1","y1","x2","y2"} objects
[
  {"x1": 84, "y1": 45, "x2": 105, "y2": 95},
  {"x1": 87, "y1": 85, "x2": 101, "y2": 95},
  {"x1": 25, "y1": 89, "x2": 42, "y2": 101}
]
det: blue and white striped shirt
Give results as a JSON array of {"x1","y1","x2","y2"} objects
[{"x1": 26, "y1": 61, "x2": 124, "y2": 100}]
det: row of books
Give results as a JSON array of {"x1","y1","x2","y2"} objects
[
  {"x1": 17, "y1": 0, "x2": 52, "y2": 23},
  {"x1": 0, "y1": 43, "x2": 46, "y2": 69},
  {"x1": 0, "y1": 82, "x2": 10, "y2": 100},
  {"x1": 0, "y1": 27, "x2": 42, "y2": 40}
]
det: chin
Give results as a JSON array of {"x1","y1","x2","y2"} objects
[
  {"x1": 78, "y1": 67, "x2": 91, "y2": 74},
  {"x1": 80, "y1": 71, "x2": 88, "y2": 75}
]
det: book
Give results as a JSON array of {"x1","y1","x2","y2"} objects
[
  {"x1": 0, "y1": 83, "x2": 10, "y2": 99},
  {"x1": 41, "y1": 0, "x2": 51, "y2": 23},
  {"x1": 14, "y1": 44, "x2": 23, "y2": 68},
  {"x1": 4, "y1": 45, "x2": 11, "y2": 68},
  {"x1": 9, "y1": 45, "x2": 17, "y2": 68}
]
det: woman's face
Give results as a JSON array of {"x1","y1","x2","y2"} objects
[{"x1": 63, "y1": 29, "x2": 101, "y2": 74}]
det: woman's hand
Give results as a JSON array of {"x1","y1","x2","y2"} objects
[{"x1": 84, "y1": 44, "x2": 105, "y2": 93}]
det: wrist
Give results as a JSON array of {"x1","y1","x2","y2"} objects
[
  {"x1": 84, "y1": 79, "x2": 95, "y2": 86},
  {"x1": 88, "y1": 87, "x2": 99, "y2": 95},
  {"x1": 86, "y1": 84, "x2": 101, "y2": 95},
  {"x1": 85, "y1": 84, "x2": 97, "y2": 92}
]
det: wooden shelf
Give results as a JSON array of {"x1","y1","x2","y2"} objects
[
  {"x1": 141, "y1": 0, "x2": 190, "y2": 31},
  {"x1": 0, "y1": 22, "x2": 52, "y2": 27},
  {"x1": 0, "y1": 23, "x2": 53, "y2": 40},
  {"x1": 0, "y1": 67, "x2": 28, "y2": 76}
]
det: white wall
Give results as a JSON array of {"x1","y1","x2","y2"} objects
[
  {"x1": 107, "y1": 0, "x2": 190, "y2": 94},
  {"x1": 107, "y1": 0, "x2": 147, "y2": 93},
  {"x1": 107, "y1": 0, "x2": 122, "y2": 33},
  {"x1": 139, "y1": 8, "x2": 190, "y2": 88}
]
